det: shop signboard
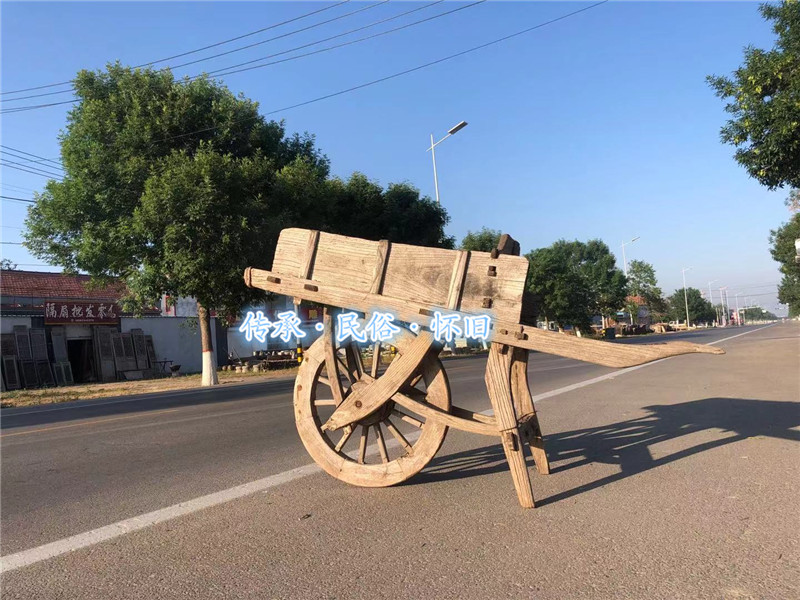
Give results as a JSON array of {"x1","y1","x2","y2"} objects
[{"x1": 44, "y1": 301, "x2": 120, "y2": 325}]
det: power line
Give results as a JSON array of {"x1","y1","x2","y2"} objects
[
  {"x1": 155, "y1": 0, "x2": 609, "y2": 145},
  {"x1": 0, "y1": 149, "x2": 65, "y2": 172},
  {"x1": 0, "y1": 145, "x2": 62, "y2": 166},
  {"x1": 1, "y1": 182, "x2": 38, "y2": 194},
  {"x1": 0, "y1": 0, "x2": 352, "y2": 96},
  {"x1": 1, "y1": 1, "x2": 392, "y2": 103},
  {"x1": 0, "y1": 163, "x2": 63, "y2": 180},
  {"x1": 0, "y1": 0, "x2": 467, "y2": 112},
  {"x1": 0, "y1": 195, "x2": 36, "y2": 203},
  {"x1": 1, "y1": 242, "x2": 24, "y2": 245},
  {"x1": 199, "y1": 0, "x2": 481, "y2": 81},
  {"x1": 0, "y1": 0, "x2": 608, "y2": 156},
  {"x1": 0, "y1": 160, "x2": 63, "y2": 179}
]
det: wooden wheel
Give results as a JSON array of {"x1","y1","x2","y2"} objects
[{"x1": 294, "y1": 318, "x2": 450, "y2": 487}]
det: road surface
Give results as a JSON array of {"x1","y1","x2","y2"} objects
[{"x1": 2, "y1": 323, "x2": 798, "y2": 598}]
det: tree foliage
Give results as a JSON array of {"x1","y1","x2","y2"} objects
[
  {"x1": 625, "y1": 259, "x2": 668, "y2": 321},
  {"x1": 769, "y1": 212, "x2": 800, "y2": 316},
  {"x1": 707, "y1": 1, "x2": 800, "y2": 190},
  {"x1": 668, "y1": 288, "x2": 716, "y2": 325},
  {"x1": 525, "y1": 239, "x2": 627, "y2": 331},
  {"x1": 460, "y1": 227, "x2": 501, "y2": 252},
  {"x1": 23, "y1": 64, "x2": 453, "y2": 384}
]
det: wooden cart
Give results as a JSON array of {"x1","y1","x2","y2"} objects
[{"x1": 244, "y1": 228, "x2": 723, "y2": 508}]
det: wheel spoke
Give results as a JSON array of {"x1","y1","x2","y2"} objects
[
  {"x1": 391, "y1": 408, "x2": 423, "y2": 428},
  {"x1": 373, "y1": 424, "x2": 389, "y2": 463},
  {"x1": 346, "y1": 343, "x2": 365, "y2": 379},
  {"x1": 314, "y1": 399, "x2": 337, "y2": 406},
  {"x1": 385, "y1": 418, "x2": 413, "y2": 454},
  {"x1": 357, "y1": 425, "x2": 369, "y2": 464},
  {"x1": 370, "y1": 342, "x2": 381, "y2": 378},
  {"x1": 335, "y1": 425, "x2": 354, "y2": 452},
  {"x1": 336, "y1": 355, "x2": 354, "y2": 384}
]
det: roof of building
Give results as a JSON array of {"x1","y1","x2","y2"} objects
[{"x1": 0, "y1": 269, "x2": 126, "y2": 300}]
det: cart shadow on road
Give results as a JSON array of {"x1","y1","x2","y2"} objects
[{"x1": 406, "y1": 397, "x2": 800, "y2": 506}]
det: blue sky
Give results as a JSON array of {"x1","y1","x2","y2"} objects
[{"x1": 0, "y1": 1, "x2": 791, "y2": 314}]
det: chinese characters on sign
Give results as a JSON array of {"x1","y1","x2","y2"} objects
[
  {"x1": 44, "y1": 301, "x2": 119, "y2": 324},
  {"x1": 238, "y1": 310, "x2": 307, "y2": 343},
  {"x1": 238, "y1": 310, "x2": 492, "y2": 344}
]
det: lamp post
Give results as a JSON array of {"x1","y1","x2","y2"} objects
[
  {"x1": 427, "y1": 120, "x2": 468, "y2": 205},
  {"x1": 620, "y1": 236, "x2": 640, "y2": 277},
  {"x1": 735, "y1": 292, "x2": 742, "y2": 326},
  {"x1": 708, "y1": 280, "x2": 717, "y2": 326},
  {"x1": 681, "y1": 267, "x2": 692, "y2": 330}
]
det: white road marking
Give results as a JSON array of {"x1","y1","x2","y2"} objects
[{"x1": 0, "y1": 323, "x2": 776, "y2": 573}]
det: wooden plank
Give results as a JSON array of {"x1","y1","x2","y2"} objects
[
  {"x1": 369, "y1": 240, "x2": 390, "y2": 295},
  {"x1": 2, "y1": 356, "x2": 21, "y2": 390},
  {"x1": 29, "y1": 329, "x2": 48, "y2": 361},
  {"x1": 511, "y1": 347, "x2": 550, "y2": 475},
  {"x1": 485, "y1": 342, "x2": 535, "y2": 508},
  {"x1": 492, "y1": 325, "x2": 725, "y2": 368},
  {"x1": 273, "y1": 228, "x2": 379, "y2": 294},
  {"x1": 373, "y1": 424, "x2": 389, "y2": 463},
  {"x1": 381, "y1": 244, "x2": 457, "y2": 309},
  {"x1": 446, "y1": 250, "x2": 469, "y2": 310},
  {"x1": 246, "y1": 267, "x2": 724, "y2": 368},
  {"x1": 267, "y1": 228, "x2": 528, "y2": 324},
  {"x1": 323, "y1": 332, "x2": 435, "y2": 431},
  {"x1": 299, "y1": 230, "x2": 320, "y2": 278},
  {"x1": 322, "y1": 311, "x2": 345, "y2": 407}
]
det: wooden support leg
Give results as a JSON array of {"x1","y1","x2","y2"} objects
[
  {"x1": 485, "y1": 342, "x2": 535, "y2": 508},
  {"x1": 511, "y1": 347, "x2": 550, "y2": 475}
]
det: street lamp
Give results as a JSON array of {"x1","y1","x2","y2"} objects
[
  {"x1": 427, "y1": 120, "x2": 468, "y2": 205},
  {"x1": 681, "y1": 266, "x2": 692, "y2": 330},
  {"x1": 621, "y1": 236, "x2": 640, "y2": 277},
  {"x1": 707, "y1": 280, "x2": 718, "y2": 325}
]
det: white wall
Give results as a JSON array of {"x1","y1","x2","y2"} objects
[
  {"x1": 120, "y1": 317, "x2": 217, "y2": 374},
  {"x1": 1, "y1": 316, "x2": 31, "y2": 333}
]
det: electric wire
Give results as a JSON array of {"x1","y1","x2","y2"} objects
[
  {"x1": 0, "y1": 0, "x2": 474, "y2": 111},
  {"x1": 152, "y1": 0, "x2": 609, "y2": 145},
  {"x1": 0, "y1": 0, "x2": 352, "y2": 95}
]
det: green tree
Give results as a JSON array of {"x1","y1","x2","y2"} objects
[
  {"x1": 525, "y1": 239, "x2": 626, "y2": 332},
  {"x1": 667, "y1": 288, "x2": 716, "y2": 326},
  {"x1": 1, "y1": 258, "x2": 18, "y2": 270},
  {"x1": 320, "y1": 174, "x2": 453, "y2": 247},
  {"x1": 23, "y1": 65, "x2": 452, "y2": 385},
  {"x1": 769, "y1": 212, "x2": 800, "y2": 316},
  {"x1": 460, "y1": 227, "x2": 501, "y2": 252},
  {"x1": 707, "y1": 1, "x2": 800, "y2": 190},
  {"x1": 625, "y1": 259, "x2": 668, "y2": 323}
]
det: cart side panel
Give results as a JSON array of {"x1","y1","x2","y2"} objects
[
  {"x1": 381, "y1": 245, "x2": 457, "y2": 308},
  {"x1": 269, "y1": 228, "x2": 527, "y2": 324},
  {"x1": 273, "y1": 228, "x2": 379, "y2": 292},
  {"x1": 460, "y1": 253, "x2": 528, "y2": 324}
]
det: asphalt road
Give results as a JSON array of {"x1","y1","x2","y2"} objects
[{"x1": 2, "y1": 323, "x2": 798, "y2": 599}]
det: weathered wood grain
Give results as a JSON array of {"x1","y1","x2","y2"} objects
[{"x1": 245, "y1": 267, "x2": 724, "y2": 368}]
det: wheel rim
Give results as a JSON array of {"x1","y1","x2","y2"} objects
[{"x1": 294, "y1": 325, "x2": 450, "y2": 487}]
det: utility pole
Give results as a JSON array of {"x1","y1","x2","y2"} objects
[
  {"x1": 682, "y1": 267, "x2": 692, "y2": 330},
  {"x1": 708, "y1": 280, "x2": 717, "y2": 326},
  {"x1": 718, "y1": 286, "x2": 728, "y2": 326},
  {"x1": 735, "y1": 293, "x2": 742, "y2": 326}
]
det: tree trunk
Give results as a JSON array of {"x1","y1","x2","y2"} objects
[{"x1": 198, "y1": 303, "x2": 219, "y2": 387}]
